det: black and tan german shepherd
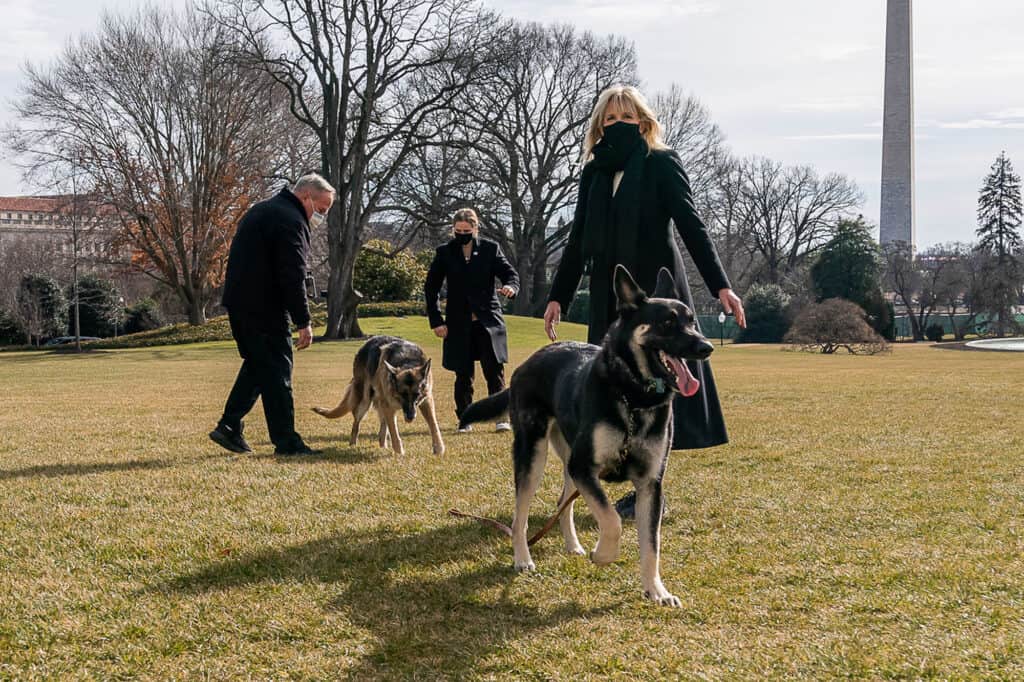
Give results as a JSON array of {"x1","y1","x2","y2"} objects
[
  {"x1": 458, "y1": 265, "x2": 713, "y2": 606},
  {"x1": 313, "y1": 336, "x2": 445, "y2": 456}
]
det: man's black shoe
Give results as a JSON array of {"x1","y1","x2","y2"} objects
[
  {"x1": 209, "y1": 424, "x2": 253, "y2": 454},
  {"x1": 274, "y1": 443, "x2": 323, "y2": 456}
]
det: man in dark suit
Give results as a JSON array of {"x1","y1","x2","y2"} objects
[
  {"x1": 209, "y1": 174, "x2": 335, "y2": 456},
  {"x1": 424, "y1": 208, "x2": 519, "y2": 432}
]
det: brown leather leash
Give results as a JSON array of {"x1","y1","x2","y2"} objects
[{"x1": 448, "y1": 490, "x2": 580, "y2": 547}]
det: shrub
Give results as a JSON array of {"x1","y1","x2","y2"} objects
[
  {"x1": 736, "y1": 283, "x2": 791, "y2": 343},
  {"x1": 785, "y1": 298, "x2": 889, "y2": 354},
  {"x1": 66, "y1": 274, "x2": 122, "y2": 338},
  {"x1": 357, "y1": 301, "x2": 427, "y2": 318},
  {"x1": 0, "y1": 308, "x2": 25, "y2": 346},
  {"x1": 925, "y1": 323, "x2": 945, "y2": 342},
  {"x1": 354, "y1": 240, "x2": 429, "y2": 302},
  {"x1": 17, "y1": 274, "x2": 67, "y2": 345},
  {"x1": 123, "y1": 298, "x2": 165, "y2": 334}
]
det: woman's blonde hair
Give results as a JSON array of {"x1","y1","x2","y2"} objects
[
  {"x1": 452, "y1": 207, "x2": 479, "y2": 231},
  {"x1": 580, "y1": 85, "x2": 668, "y2": 165}
]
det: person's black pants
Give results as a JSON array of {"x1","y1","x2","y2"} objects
[
  {"x1": 454, "y1": 321, "x2": 505, "y2": 418},
  {"x1": 219, "y1": 315, "x2": 301, "y2": 449}
]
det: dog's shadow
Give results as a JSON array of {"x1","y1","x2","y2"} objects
[{"x1": 157, "y1": 523, "x2": 616, "y2": 678}]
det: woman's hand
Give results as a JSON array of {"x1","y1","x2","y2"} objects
[
  {"x1": 432, "y1": 325, "x2": 448, "y2": 339},
  {"x1": 543, "y1": 301, "x2": 561, "y2": 341},
  {"x1": 718, "y1": 288, "x2": 746, "y2": 328}
]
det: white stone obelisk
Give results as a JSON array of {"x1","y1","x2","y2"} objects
[{"x1": 880, "y1": 0, "x2": 915, "y2": 251}]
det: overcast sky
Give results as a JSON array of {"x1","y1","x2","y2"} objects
[{"x1": 2, "y1": 0, "x2": 1022, "y2": 248}]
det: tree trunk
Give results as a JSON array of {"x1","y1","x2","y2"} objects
[{"x1": 325, "y1": 208, "x2": 364, "y2": 339}]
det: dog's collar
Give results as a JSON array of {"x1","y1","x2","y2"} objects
[{"x1": 644, "y1": 378, "x2": 668, "y2": 394}]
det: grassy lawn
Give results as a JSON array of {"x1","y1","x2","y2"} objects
[{"x1": 1, "y1": 316, "x2": 1023, "y2": 679}]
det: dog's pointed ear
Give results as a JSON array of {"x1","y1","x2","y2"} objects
[
  {"x1": 421, "y1": 358, "x2": 431, "y2": 376},
  {"x1": 383, "y1": 360, "x2": 399, "y2": 375},
  {"x1": 653, "y1": 267, "x2": 677, "y2": 299},
  {"x1": 614, "y1": 265, "x2": 647, "y2": 313}
]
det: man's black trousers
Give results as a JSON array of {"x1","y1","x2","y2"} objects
[{"x1": 219, "y1": 314, "x2": 301, "y2": 449}]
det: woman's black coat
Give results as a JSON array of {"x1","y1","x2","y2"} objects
[
  {"x1": 548, "y1": 147, "x2": 732, "y2": 449},
  {"x1": 424, "y1": 237, "x2": 520, "y2": 374}
]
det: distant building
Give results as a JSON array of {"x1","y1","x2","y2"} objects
[{"x1": 0, "y1": 195, "x2": 125, "y2": 263}]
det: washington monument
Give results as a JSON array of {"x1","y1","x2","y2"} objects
[{"x1": 880, "y1": 0, "x2": 915, "y2": 251}]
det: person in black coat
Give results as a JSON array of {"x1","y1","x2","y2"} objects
[
  {"x1": 424, "y1": 208, "x2": 520, "y2": 432},
  {"x1": 209, "y1": 174, "x2": 335, "y2": 456},
  {"x1": 543, "y1": 86, "x2": 747, "y2": 515}
]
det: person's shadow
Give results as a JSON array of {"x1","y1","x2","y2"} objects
[{"x1": 157, "y1": 520, "x2": 617, "y2": 677}]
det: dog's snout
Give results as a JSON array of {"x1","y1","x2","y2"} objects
[{"x1": 695, "y1": 338, "x2": 714, "y2": 359}]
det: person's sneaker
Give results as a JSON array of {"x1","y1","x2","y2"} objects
[
  {"x1": 209, "y1": 424, "x2": 252, "y2": 454},
  {"x1": 456, "y1": 424, "x2": 473, "y2": 433},
  {"x1": 495, "y1": 421, "x2": 512, "y2": 433}
]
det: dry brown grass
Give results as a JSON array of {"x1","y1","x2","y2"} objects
[{"x1": 1, "y1": 317, "x2": 1023, "y2": 679}]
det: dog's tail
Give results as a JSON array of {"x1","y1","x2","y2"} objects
[
  {"x1": 458, "y1": 389, "x2": 510, "y2": 428},
  {"x1": 312, "y1": 381, "x2": 357, "y2": 419}
]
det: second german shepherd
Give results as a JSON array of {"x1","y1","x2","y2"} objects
[
  {"x1": 458, "y1": 265, "x2": 713, "y2": 606},
  {"x1": 313, "y1": 335, "x2": 445, "y2": 456}
]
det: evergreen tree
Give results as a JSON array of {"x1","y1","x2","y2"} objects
[
  {"x1": 16, "y1": 274, "x2": 67, "y2": 345},
  {"x1": 66, "y1": 274, "x2": 122, "y2": 338},
  {"x1": 975, "y1": 152, "x2": 1024, "y2": 335},
  {"x1": 811, "y1": 216, "x2": 890, "y2": 337}
]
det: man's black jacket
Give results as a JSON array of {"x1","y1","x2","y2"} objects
[{"x1": 222, "y1": 188, "x2": 311, "y2": 333}]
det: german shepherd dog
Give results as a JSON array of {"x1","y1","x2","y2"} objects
[
  {"x1": 313, "y1": 336, "x2": 445, "y2": 456},
  {"x1": 458, "y1": 265, "x2": 713, "y2": 606}
]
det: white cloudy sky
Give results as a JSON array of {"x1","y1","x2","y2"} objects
[{"x1": 2, "y1": 0, "x2": 1023, "y2": 248}]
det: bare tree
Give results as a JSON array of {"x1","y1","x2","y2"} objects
[
  {"x1": 651, "y1": 85, "x2": 728, "y2": 201},
  {"x1": 212, "y1": 0, "x2": 503, "y2": 337},
  {"x1": 882, "y1": 240, "x2": 948, "y2": 341},
  {"x1": 9, "y1": 7, "x2": 286, "y2": 325},
  {"x1": 740, "y1": 158, "x2": 863, "y2": 286}
]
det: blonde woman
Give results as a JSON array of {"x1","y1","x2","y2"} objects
[
  {"x1": 424, "y1": 208, "x2": 520, "y2": 432},
  {"x1": 544, "y1": 85, "x2": 746, "y2": 516}
]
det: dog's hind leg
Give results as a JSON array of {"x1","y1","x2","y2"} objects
[
  {"x1": 549, "y1": 422, "x2": 585, "y2": 556},
  {"x1": 349, "y1": 388, "x2": 373, "y2": 446},
  {"x1": 418, "y1": 394, "x2": 445, "y2": 456},
  {"x1": 511, "y1": 415, "x2": 549, "y2": 572},
  {"x1": 635, "y1": 476, "x2": 680, "y2": 607}
]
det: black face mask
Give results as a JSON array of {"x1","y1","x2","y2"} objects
[
  {"x1": 454, "y1": 232, "x2": 474, "y2": 245},
  {"x1": 592, "y1": 121, "x2": 644, "y2": 171},
  {"x1": 601, "y1": 121, "x2": 642, "y2": 150}
]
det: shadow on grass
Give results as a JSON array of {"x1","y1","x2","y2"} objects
[
  {"x1": 0, "y1": 458, "x2": 171, "y2": 481},
  {"x1": 254, "y1": 446, "x2": 384, "y2": 465},
  {"x1": 157, "y1": 523, "x2": 615, "y2": 678}
]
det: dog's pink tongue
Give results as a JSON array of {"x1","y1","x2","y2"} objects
[{"x1": 667, "y1": 356, "x2": 700, "y2": 397}]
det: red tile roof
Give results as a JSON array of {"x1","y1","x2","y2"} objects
[{"x1": 0, "y1": 196, "x2": 77, "y2": 213}]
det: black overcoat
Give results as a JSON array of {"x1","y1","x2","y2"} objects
[
  {"x1": 548, "y1": 147, "x2": 732, "y2": 449},
  {"x1": 221, "y1": 188, "x2": 311, "y2": 334},
  {"x1": 424, "y1": 237, "x2": 520, "y2": 373}
]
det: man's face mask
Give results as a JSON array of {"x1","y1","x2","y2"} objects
[{"x1": 309, "y1": 210, "x2": 327, "y2": 229}]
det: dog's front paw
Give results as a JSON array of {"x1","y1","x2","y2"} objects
[
  {"x1": 433, "y1": 442, "x2": 445, "y2": 455},
  {"x1": 513, "y1": 559, "x2": 536, "y2": 572},
  {"x1": 566, "y1": 543, "x2": 586, "y2": 556},
  {"x1": 643, "y1": 588, "x2": 681, "y2": 608},
  {"x1": 589, "y1": 543, "x2": 619, "y2": 566}
]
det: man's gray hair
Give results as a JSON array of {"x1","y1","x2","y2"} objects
[{"x1": 293, "y1": 173, "x2": 335, "y2": 197}]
